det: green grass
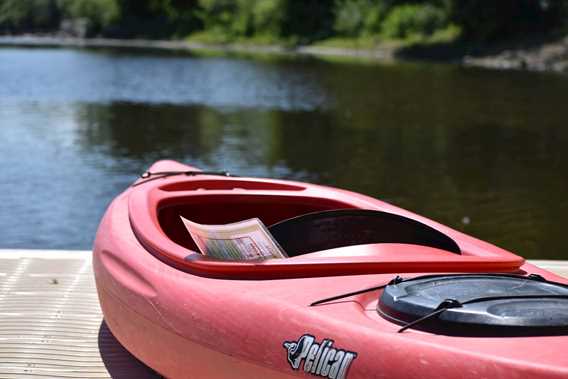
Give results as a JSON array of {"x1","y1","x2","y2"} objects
[
  {"x1": 314, "y1": 24, "x2": 461, "y2": 50},
  {"x1": 185, "y1": 30, "x2": 234, "y2": 44},
  {"x1": 182, "y1": 24, "x2": 462, "y2": 65},
  {"x1": 187, "y1": 23, "x2": 460, "y2": 50},
  {"x1": 186, "y1": 30, "x2": 297, "y2": 47},
  {"x1": 311, "y1": 36, "x2": 384, "y2": 49}
]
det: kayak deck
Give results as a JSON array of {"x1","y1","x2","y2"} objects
[
  {"x1": 0, "y1": 249, "x2": 159, "y2": 379},
  {"x1": 0, "y1": 249, "x2": 567, "y2": 378}
]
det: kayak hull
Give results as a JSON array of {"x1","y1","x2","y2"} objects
[{"x1": 93, "y1": 160, "x2": 568, "y2": 379}]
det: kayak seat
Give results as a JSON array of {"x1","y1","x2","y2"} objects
[{"x1": 268, "y1": 209, "x2": 461, "y2": 257}]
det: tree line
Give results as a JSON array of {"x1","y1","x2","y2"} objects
[{"x1": 1, "y1": 0, "x2": 567, "y2": 44}]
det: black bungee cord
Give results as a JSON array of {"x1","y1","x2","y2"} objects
[
  {"x1": 309, "y1": 276, "x2": 404, "y2": 307},
  {"x1": 397, "y1": 294, "x2": 568, "y2": 333},
  {"x1": 132, "y1": 170, "x2": 235, "y2": 187}
]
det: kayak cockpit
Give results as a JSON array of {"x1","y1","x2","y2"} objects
[
  {"x1": 157, "y1": 191, "x2": 354, "y2": 255},
  {"x1": 128, "y1": 173, "x2": 524, "y2": 279}
]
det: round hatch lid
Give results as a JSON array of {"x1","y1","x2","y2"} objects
[{"x1": 378, "y1": 274, "x2": 568, "y2": 336}]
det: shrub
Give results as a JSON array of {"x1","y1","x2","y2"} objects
[
  {"x1": 251, "y1": 0, "x2": 286, "y2": 37},
  {"x1": 334, "y1": 0, "x2": 368, "y2": 37},
  {"x1": 381, "y1": 3, "x2": 447, "y2": 39},
  {"x1": 196, "y1": 0, "x2": 238, "y2": 36},
  {"x1": 281, "y1": 0, "x2": 335, "y2": 43},
  {"x1": 105, "y1": 0, "x2": 200, "y2": 38},
  {"x1": 333, "y1": 0, "x2": 390, "y2": 37},
  {"x1": 448, "y1": 0, "x2": 568, "y2": 42},
  {"x1": 361, "y1": 4, "x2": 384, "y2": 36},
  {"x1": 196, "y1": 0, "x2": 286, "y2": 40},
  {"x1": 0, "y1": 0, "x2": 60, "y2": 32},
  {"x1": 58, "y1": 0, "x2": 120, "y2": 34}
]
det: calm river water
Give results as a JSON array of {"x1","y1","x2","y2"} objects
[{"x1": 1, "y1": 47, "x2": 567, "y2": 259}]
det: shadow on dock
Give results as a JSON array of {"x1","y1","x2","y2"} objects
[{"x1": 99, "y1": 320, "x2": 162, "y2": 378}]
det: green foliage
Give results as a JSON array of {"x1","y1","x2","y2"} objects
[
  {"x1": 167, "y1": 1, "x2": 202, "y2": 37},
  {"x1": 333, "y1": 0, "x2": 385, "y2": 37},
  {"x1": 196, "y1": 0, "x2": 236, "y2": 34},
  {"x1": 1, "y1": 0, "x2": 568, "y2": 44},
  {"x1": 196, "y1": 0, "x2": 285, "y2": 40},
  {"x1": 381, "y1": 4, "x2": 447, "y2": 39},
  {"x1": 106, "y1": 0, "x2": 201, "y2": 38},
  {"x1": 251, "y1": 0, "x2": 286, "y2": 37},
  {"x1": 0, "y1": 0, "x2": 60, "y2": 32},
  {"x1": 448, "y1": 0, "x2": 568, "y2": 42},
  {"x1": 280, "y1": 0, "x2": 335, "y2": 42},
  {"x1": 195, "y1": 0, "x2": 335, "y2": 43},
  {"x1": 58, "y1": 0, "x2": 119, "y2": 34},
  {"x1": 362, "y1": 5, "x2": 384, "y2": 36}
]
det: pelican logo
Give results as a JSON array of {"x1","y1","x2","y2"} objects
[{"x1": 283, "y1": 334, "x2": 357, "y2": 379}]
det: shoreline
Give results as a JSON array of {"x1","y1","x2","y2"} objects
[
  {"x1": 0, "y1": 35, "x2": 396, "y2": 60},
  {"x1": 1, "y1": 35, "x2": 567, "y2": 74}
]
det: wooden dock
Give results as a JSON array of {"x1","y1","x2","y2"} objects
[
  {"x1": 0, "y1": 249, "x2": 567, "y2": 378},
  {"x1": 0, "y1": 250, "x2": 159, "y2": 379}
]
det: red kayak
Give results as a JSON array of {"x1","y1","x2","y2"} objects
[{"x1": 93, "y1": 160, "x2": 568, "y2": 379}]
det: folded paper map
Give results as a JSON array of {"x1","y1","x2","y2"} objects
[{"x1": 181, "y1": 216, "x2": 288, "y2": 261}]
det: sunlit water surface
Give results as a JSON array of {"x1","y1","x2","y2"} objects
[{"x1": 1, "y1": 47, "x2": 567, "y2": 259}]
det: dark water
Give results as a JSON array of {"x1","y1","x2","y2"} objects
[{"x1": 1, "y1": 47, "x2": 567, "y2": 259}]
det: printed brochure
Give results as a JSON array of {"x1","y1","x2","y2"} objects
[{"x1": 181, "y1": 216, "x2": 288, "y2": 261}]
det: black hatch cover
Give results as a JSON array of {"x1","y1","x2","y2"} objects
[{"x1": 378, "y1": 274, "x2": 568, "y2": 336}]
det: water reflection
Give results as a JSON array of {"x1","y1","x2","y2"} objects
[
  {"x1": 0, "y1": 47, "x2": 328, "y2": 110},
  {"x1": 76, "y1": 102, "x2": 222, "y2": 162},
  {"x1": 1, "y1": 47, "x2": 568, "y2": 258}
]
